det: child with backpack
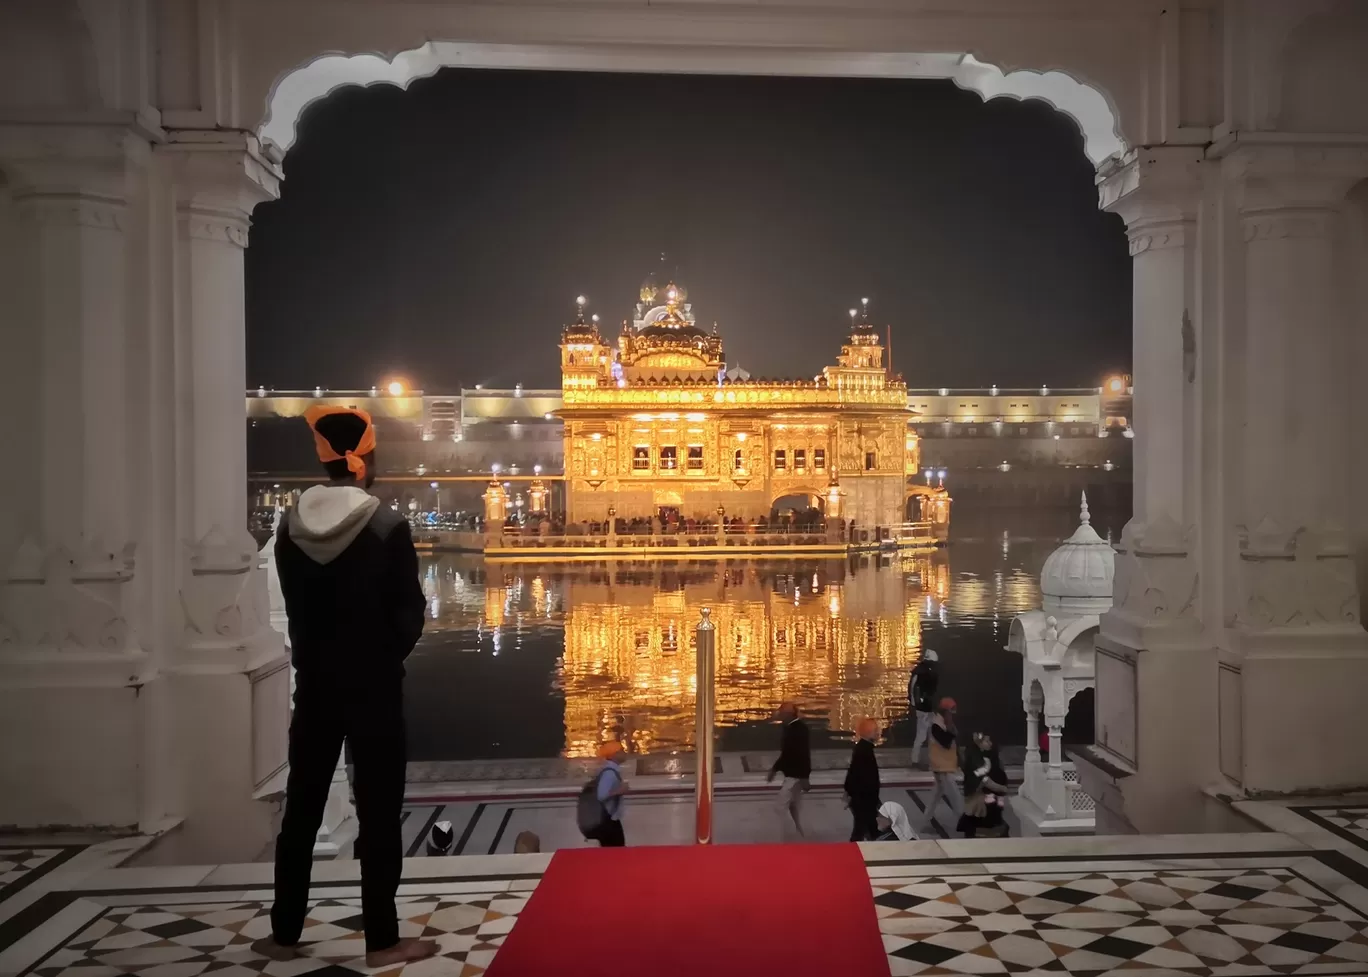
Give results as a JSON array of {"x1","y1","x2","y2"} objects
[{"x1": 577, "y1": 741, "x2": 630, "y2": 846}]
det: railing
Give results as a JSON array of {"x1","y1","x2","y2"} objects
[
  {"x1": 1022, "y1": 759, "x2": 1094, "y2": 821},
  {"x1": 487, "y1": 531, "x2": 836, "y2": 550}
]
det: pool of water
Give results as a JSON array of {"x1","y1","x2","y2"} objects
[{"x1": 401, "y1": 506, "x2": 1125, "y2": 761}]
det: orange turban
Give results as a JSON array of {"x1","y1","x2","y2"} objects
[
  {"x1": 857, "y1": 717, "x2": 879, "y2": 740},
  {"x1": 597, "y1": 740, "x2": 624, "y2": 760},
  {"x1": 304, "y1": 405, "x2": 376, "y2": 482}
]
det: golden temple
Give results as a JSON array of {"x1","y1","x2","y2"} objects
[{"x1": 557, "y1": 277, "x2": 919, "y2": 528}]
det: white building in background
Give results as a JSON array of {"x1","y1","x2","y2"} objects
[{"x1": 1009, "y1": 495, "x2": 1114, "y2": 835}]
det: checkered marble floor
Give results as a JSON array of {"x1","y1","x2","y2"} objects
[
  {"x1": 0, "y1": 850, "x2": 65, "y2": 896},
  {"x1": 28, "y1": 891, "x2": 529, "y2": 977},
  {"x1": 1300, "y1": 808, "x2": 1368, "y2": 851},
  {"x1": 875, "y1": 867, "x2": 1368, "y2": 975},
  {"x1": 10, "y1": 818, "x2": 1368, "y2": 977}
]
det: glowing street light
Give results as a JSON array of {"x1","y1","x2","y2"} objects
[
  {"x1": 1106, "y1": 375, "x2": 1126, "y2": 394},
  {"x1": 387, "y1": 380, "x2": 405, "y2": 396}
]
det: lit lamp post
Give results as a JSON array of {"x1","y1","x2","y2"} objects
[
  {"x1": 430, "y1": 480, "x2": 440, "y2": 518},
  {"x1": 482, "y1": 479, "x2": 508, "y2": 525},
  {"x1": 527, "y1": 478, "x2": 547, "y2": 515},
  {"x1": 695, "y1": 607, "x2": 716, "y2": 845}
]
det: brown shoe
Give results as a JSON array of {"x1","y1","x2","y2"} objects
[
  {"x1": 365, "y1": 937, "x2": 440, "y2": 968},
  {"x1": 250, "y1": 937, "x2": 302, "y2": 961}
]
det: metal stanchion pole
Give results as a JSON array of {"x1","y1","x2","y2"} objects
[{"x1": 695, "y1": 607, "x2": 716, "y2": 845}]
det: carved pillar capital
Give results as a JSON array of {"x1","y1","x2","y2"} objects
[
  {"x1": 1097, "y1": 146, "x2": 1203, "y2": 243},
  {"x1": 160, "y1": 130, "x2": 281, "y2": 247}
]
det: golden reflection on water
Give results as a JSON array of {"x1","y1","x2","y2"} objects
[{"x1": 420, "y1": 550, "x2": 1043, "y2": 758}]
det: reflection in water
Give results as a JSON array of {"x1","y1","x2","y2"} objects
[{"x1": 402, "y1": 508, "x2": 1122, "y2": 761}]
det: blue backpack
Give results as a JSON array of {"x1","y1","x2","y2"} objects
[{"x1": 576, "y1": 769, "x2": 613, "y2": 838}]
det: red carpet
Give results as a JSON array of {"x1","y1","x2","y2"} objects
[{"x1": 484, "y1": 843, "x2": 891, "y2": 977}]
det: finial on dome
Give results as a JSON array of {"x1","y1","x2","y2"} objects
[
  {"x1": 574, "y1": 295, "x2": 587, "y2": 324},
  {"x1": 1079, "y1": 491, "x2": 1090, "y2": 526}
]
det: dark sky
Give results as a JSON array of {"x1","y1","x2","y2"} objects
[{"x1": 246, "y1": 69, "x2": 1130, "y2": 392}]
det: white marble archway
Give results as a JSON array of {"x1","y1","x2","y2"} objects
[{"x1": 259, "y1": 44, "x2": 1126, "y2": 164}]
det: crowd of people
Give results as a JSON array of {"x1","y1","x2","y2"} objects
[{"x1": 509, "y1": 508, "x2": 834, "y2": 538}]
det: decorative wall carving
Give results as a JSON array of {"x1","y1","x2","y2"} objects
[
  {"x1": 14, "y1": 195, "x2": 125, "y2": 231},
  {"x1": 0, "y1": 537, "x2": 137, "y2": 654},
  {"x1": 1235, "y1": 519, "x2": 1361, "y2": 630},
  {"x1": 1241, "y1": 212, "x2": 1332, "y2": 242},
  {"x1": 1126, "y1": 221, "x2": 1190, "y2": 255},
  {"x1": 1107, "y1": 515, "x2": 1199, "y2": 628},
  {"x1": 186, "y1": 215, "x2": 250, "y2": 247},
  {"x1": 181, "y1": 527, "x2": 275, "y2": 643}
]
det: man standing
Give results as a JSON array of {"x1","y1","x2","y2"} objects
[
  {"x1": 907, "y1": 649, "x2": 940, "y2": 767},
  {"x1": 252, "y1": 406, "x2": 435, "y2": 969},
  {"x1": 767, "y1": 702, "x2": 811, "y2": 838},
  {"x1": 922, "y1": 697, "x2": 963, "y2": 833}
]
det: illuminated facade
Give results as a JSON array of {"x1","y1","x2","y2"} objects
[{"x1": 559, "y1": 283, "x2": 914, "y2": 525}]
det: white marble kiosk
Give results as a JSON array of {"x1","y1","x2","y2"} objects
[{"x1": 1009, "y1": 496, "x2": 1112, "y2": 836}]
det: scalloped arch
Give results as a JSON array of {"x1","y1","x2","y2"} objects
[{"x1": 260, "y1": 44, "x2": 1125, "y2": 166}]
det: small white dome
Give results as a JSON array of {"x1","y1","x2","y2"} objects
[{"x1": 1039, "y1": 493, "x2": 1114, "y2": 609}]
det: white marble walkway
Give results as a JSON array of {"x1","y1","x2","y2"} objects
[{"x1": 3, "y1": 800, "x2": 1368, "y2": 976}]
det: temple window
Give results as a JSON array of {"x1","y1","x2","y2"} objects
[
  {"x1": 794, "y1": 448, "x2": 806, "y2": 471},
  {"x1": 660, "y1": 445, "x2": 678, "y2": 470},
  {"x1": 633, "y1": 446, "x2": 650, "y2": 471},
  {"x1": 733, "y1": 448, "x2": 744, "y2": 470},
  {"x1": 687, "y1": 445, "x2": 704, "y2": 470},
  {"x1": 814, "y1": 448, "x2": 825, "y2": 470},
  {"x1": 774, "y1": 449, "x2": 787, "y2": 471},
  {"x1": 865, "y1": 451, "x2": 876, "y2": 471}
]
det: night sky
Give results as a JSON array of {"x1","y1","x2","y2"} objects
[{"x1": 245, "y1": 70, "x2": 1130, "y2": 393}]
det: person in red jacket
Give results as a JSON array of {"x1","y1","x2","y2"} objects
[{"x1": 252, "y1": 406, "x2": 434, "y2": 969}]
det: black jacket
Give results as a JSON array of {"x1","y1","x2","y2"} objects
[
  {"x1": 771, "y1": 719, "x2": 812, "y2": 779},
  {"x1": 844, "y1": 738, "x2": 881, "y2": 804},
  {"x1": 276, "y1": 485, "x2": 426, "y2": 694},
  {"x1": 908, "y1": 659, "x2": 939, "y2": 713}
]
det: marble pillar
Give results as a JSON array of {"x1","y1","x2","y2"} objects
[
  {"x1": 0, "y1": 125, "x2": 149, "y2": 829},
  {"x1": 1024, "y1": 708, "x2": 1040, "y2": 765},
  {"x1": 1046, "y1": 722, "x2": 1064, "y2": 781},
  {"x1": 1220, "y1": 144, "x2": 1368, "y2": 795},
  {"x1": 155, "y1": 133, "x2": 291, "y2": 861},
  {"x1": 1076, "y1": 147, "x2": 1217, "y2": 833}
]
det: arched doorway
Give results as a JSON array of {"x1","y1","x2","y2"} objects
[{"x1": 22, "y1": 0, "x2": 1368, "y2": 848}]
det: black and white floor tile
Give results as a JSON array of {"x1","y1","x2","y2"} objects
[
  {"x1": 1298, "y1": 807, "x2": 1368, "y2": 853},
  {"x1": 28, "y1": 891, "x2": 530, "y2": 977},
  {"x1": 876, "y1": 866, "x2": 1368, "y2": 975},
  {"x1": 10, "y1": 831, "x2": 1368, "y2": 976},
  {"x1": 0, "y1": 850, "x2": 65, "y2": 895}
]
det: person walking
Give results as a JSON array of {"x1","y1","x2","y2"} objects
[
  {"x1": 594, "y1": 741, "x2": 630, "y2": 847},
  {"x1": 907, "y1": 649, "x2": 940, "y2": 767},
  {"x1": 253, "y1": 406, "x2": 435, "y2": 969},
  {"x1": 921, "y1": 697, "x2": 963, "y2": 832},
  {"x1": 844, "y1": 718, "x2": 882, "y2": 841},
  {"x1": 767, "y1": 702, "x2": 811, "y2": 839}
]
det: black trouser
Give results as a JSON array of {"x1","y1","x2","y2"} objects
[
  {"x1": 850, "y1": 797, "x2": 880, "y2": 842},
  {"x1": 270, "y1": 685, "x2": 406, "y2": 954},
  {"x1": 598, "y1": 818, "x2": 626, "y2": 847}
]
